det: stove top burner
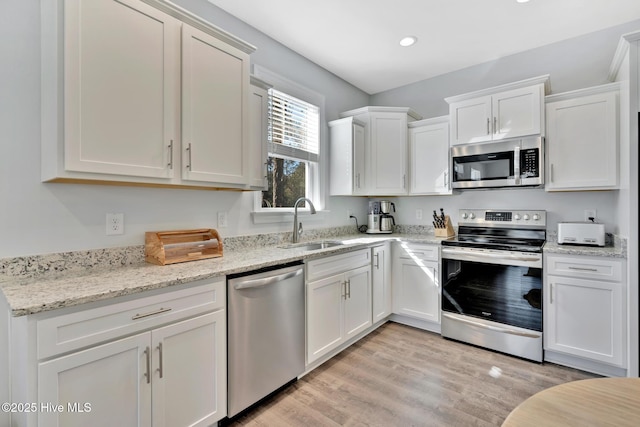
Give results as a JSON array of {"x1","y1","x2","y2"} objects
[{"x1": 442, "y1": 209, "x2": 547, "y2": 253}]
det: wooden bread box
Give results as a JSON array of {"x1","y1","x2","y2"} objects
[{"x1": 145, "y1": 229, "x2": 223, "y2": 265}]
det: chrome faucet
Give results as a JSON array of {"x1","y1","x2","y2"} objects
[{"x1": 292, "y1": 197, "x2": 316, "y2": 243}]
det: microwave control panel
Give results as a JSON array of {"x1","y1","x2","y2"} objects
[{"x1": 520, "y1": 148, "x2": 540, "y2": 177}]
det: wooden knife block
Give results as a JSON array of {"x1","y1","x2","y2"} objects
[
  {"x1": 145, "y1": 229, "x2": 223, "y2": 265},
  {"x1": 434, "y1": 216, "x2": 455, "y2": 237}
]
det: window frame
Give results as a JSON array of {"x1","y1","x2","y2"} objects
[{"x1": 252, "y1": 66, "x2": 326, "y2": 224}]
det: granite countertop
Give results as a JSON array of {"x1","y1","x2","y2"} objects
[
  {"x1": 543, "y1": 232, "x2": 627, "y2": 258},
  {"x1": 0, "y1": 227, "x2": 626, "y2": 317},
  {"x1": 0, "y1": 232, "x2": 444, "y2": 317}
]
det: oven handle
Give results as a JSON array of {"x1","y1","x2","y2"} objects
[
  {"x1": 442, "y1": 313, "x2": 541, "y2": 338},
  {"x1": 441, "y1": 247, "x2": 541, "y2": 263}
]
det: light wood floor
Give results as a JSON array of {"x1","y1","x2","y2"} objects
[{"x1": 228, "y1": 322, "x2": 598, "y2": 426}]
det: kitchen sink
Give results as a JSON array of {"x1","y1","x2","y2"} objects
[{"x1": 283, "y1": 241, "x2": 344, "y2": 250}]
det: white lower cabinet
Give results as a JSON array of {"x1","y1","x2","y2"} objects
[
  {"x1": 306, "y1": 250, "x2": 372, "y2": 364},
  {"x1": 9, "y1": 278, "x2": 226, "y2": 427},
  {"x1": 392, "y1": 243, "x2": 440, "y2": 324},
  {"x1": 544, "y1": 254, "x2": 626, "y2": 372},
  {"x1": 372, "y1": 243, "x2": 392, "y2": 322}
]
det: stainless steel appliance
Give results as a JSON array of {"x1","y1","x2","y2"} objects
[
  {"x1": 367, "y1": 201, "x2": 395, "y2": 234},
  {"x1": 558, "y1": 222, "x2": 605, "y2": 246},
  {"x1": 441, "y1": 209, "x2": 546, "y2": 362},
  {"x1": 451, "y1": 136, "x2": 543, "y2": 189},
  {"x1": 227, "y1": 262, "x2": 305, "y2": 418}
]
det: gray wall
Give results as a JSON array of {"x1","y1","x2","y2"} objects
[
  {"x1": 371, "y1": 19, "x2": 640, "y2": 117},
  {"x1": 0, "y1": 0, "x2": 369, "y2": 258},
  {"x1": 1, "y1": 0, "x2": 637, "y2": 258},
  {"x1": 369, "y1": 19, "x2": 640, "y2": 235}
]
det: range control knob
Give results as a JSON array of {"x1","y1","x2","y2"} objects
[
  {"x1": 523, "y1": 214, "x2": 530, "y2": 221},
  {"x1": 469, "y1": 212, "x2": 476, "y2": 220},
  {"x1": 514, "y1": 214, "x2": 522, "y2": 220},
  {"x1": 461, "y1": 212, "x2": 468, "y2": 219},
  {"x1": 533, "y1": 213, "x2": 541, "y2": 221}
]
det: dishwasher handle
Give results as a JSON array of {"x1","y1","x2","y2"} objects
[{"x1": 233, "y1": 267, "x2": 303, "y2": 290}]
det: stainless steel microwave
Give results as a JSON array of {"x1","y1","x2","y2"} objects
[{"x1": 451, "y1": 136, "x2": 544, "y2": 189}]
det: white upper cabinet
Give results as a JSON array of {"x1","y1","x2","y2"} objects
[
  {"x1": 61, "y1": 0, "x2": 180, "y2": 179},
  {"x1": 446, "y1": 76, "x2": 549, "y2": 145},
  {"x1": 408, "y1": 116, "x2": 451, "y2": 195},
  {"x1": 247, "y1": 77, "x2": 271, "y2": 190},
  {"x1": 545, "y1": 84, "x2": 619, "y2": 191},
  {"x1": 329, "y1": 117, "x2": 367, "y2": 195},
  {"x1": 181, "y1": 24, "x2": 250, "y2": 186},
  {"x1": 41, "y1": 0, "x2": 255, "y2": 189},
  {"x1": 335, "y1": 107, "x2": 421, "y2": 196}
]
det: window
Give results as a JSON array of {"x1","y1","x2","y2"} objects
[{"x1": 261, "y1": 88, "x2": 320, "y2": 209}]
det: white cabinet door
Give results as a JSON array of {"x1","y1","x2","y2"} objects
[
  {"x1": 409, "y1": 118, "x2": 451, "y2": 195},
  {"x1": 307, "y1": 273, "x2": 344, "y2": 364},
  {"x1": 545, "y1": 275, "x2": 624, "y2": 366},
  {"x1": 181, "y1": 24, "x2": 250, "y2": 185},
  {"x1": 449, "y1": 95, "x2": 493, "y2": 145},
  {"x1": 393, "y1": 259, "x2": 440, "y2": 323},
  {"x1": 449, "y1": 84, "x2": 544, "y2": 145},
  {"x1": 248, "y1": 81, "x2": 269, "y2": 190},
  {"x1": 370, "y1": 113, "x2": 408, "y2": 194},
  {"x1": 64, "y1": 0, "x2": 179, "y2": 179},
  {"x1": 546, "y1": 91, "x2": 618, "y2": 191},
  {"x1": 38, "y1": 333, "x2": 152, "y2": 427},
  {"x1": 353, "y1": 123, "x2": 367, "y2": 195},
  {"x1": 328, "y1": 117, "x2": 367, "y2": 195},
  {"x1": 151, "y1": 311, "x2": 226, "y2": 427},
  {"x1": 343, "y1": 265, "x2": 372, "y2": 339},
  {"x1": 493, "y1": 85, "x2": 543, "y2": 140},
  {"x1": 372, "y1": 244, "x2": 391, "y2": 322}
]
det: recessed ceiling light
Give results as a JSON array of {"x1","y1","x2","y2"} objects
[
  {"x1": 516, "y1": 0, "x2": 530, "y2": 3},
  {"x1": 399, "y1": 36, "x2": 417, "y2": 47}
]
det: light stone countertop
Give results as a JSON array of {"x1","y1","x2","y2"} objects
[
  {"x1": 0, "y1": 228, "x2": 626, "y2": 317},
  {"x1": 0, "y1": 233, "x2": 444, "y2": 317}
]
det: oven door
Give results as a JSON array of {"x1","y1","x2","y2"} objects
[{"x1": 440, "y1": 247, "x2": 543, "y2": 361}]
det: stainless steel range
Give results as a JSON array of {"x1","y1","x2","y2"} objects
[{"x1": 441, "y1": 209, "x2": 546, "y2": 362}]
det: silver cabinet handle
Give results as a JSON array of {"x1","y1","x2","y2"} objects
[
  {"x1": 403, "y1": 174, "x2": 406, "y2": 189},
  {"x1": 346, "y1": 279, "x2": 351, "y2": 299},
  {"x1": 486, "y1": 117, "x2": 490, "y2": 135},
  {"x1": 493, "y1": 117, "x2": 497, "y2": 134},
  {"x1": 186, "y1": 143, "x2": 192, "y2": 170},
  {"x1": 568, "y1": 266, "x2": 598, "y2": 272},
  {"x1": 341, "y1": 280, "x2": 346, "y2": 299},
  {"x1": 157, "y1": 342, "x2": 164, "y2": 379},
  {"x1": 233, "y1": 268, "x2": 303, "y2": 290},
  {"x1": 132, "y1": 307, "x2": 172, "y2": 320},
  {"x1": 144, "y1": 347, "x2": 151, "y2": 384},
  {"x1": 375, "y1": 252, "x2": 380, "y2": 269},
  {"x1": 550, "y1": 283, "x2": 554, "y2": 304},
  {"x1": 168, "y1": 140, "x2": 173, "y2": 169},
  {"x1": 550, "y1": 163, "x2": 554, "y2": 183}
]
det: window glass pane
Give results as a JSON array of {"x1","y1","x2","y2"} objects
[{"x1": 262, "y1": 156, "x2": 307, "y2": 208}]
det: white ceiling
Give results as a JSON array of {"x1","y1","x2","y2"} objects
[{"x1": 207, "y1": 0, "x2": 640, "y2": 94}]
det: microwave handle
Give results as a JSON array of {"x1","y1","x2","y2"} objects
[{"x1": 514, "y1": 146, "x2": 520, "y2": 184}]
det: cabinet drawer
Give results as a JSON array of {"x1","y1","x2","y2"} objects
[
  {"x1": 395, "y1": 242, "x2": 439, "y2": 261},
  {"x1": 545, "y1": 255, "x2": 623, "y2": 282},
  {"x1": 37, "y1": 277, "x2": 225, "y2": 359},
  {"x1": 306, "y1": 249, "x2": 370, "y2": 282}
]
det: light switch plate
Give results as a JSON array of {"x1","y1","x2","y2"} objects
[{"x1": 218, "y1": 211, "x2": 228, "y2": 228}]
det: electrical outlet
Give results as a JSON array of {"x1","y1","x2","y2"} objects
[
  {"x1": 218, "y1": 211, "x2": 228, "y2": 228},
  {"x1": 106, "y1": 213, "x2": 124, "y2": 235},
  {"x1": 416, "y1": 209, "x2": 423, "y2": 220},
  {"x1": 584, "y1": 209, "x2": 597, "y2": 221}
]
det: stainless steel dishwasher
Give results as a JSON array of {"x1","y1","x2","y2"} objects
[{"x1": 227, "y1": 262, "x2": 305, "y2": 418}]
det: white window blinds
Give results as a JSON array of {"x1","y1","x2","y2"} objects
[{"x1": 268, "y1": 89, "x2": 319, "y2": 162}]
